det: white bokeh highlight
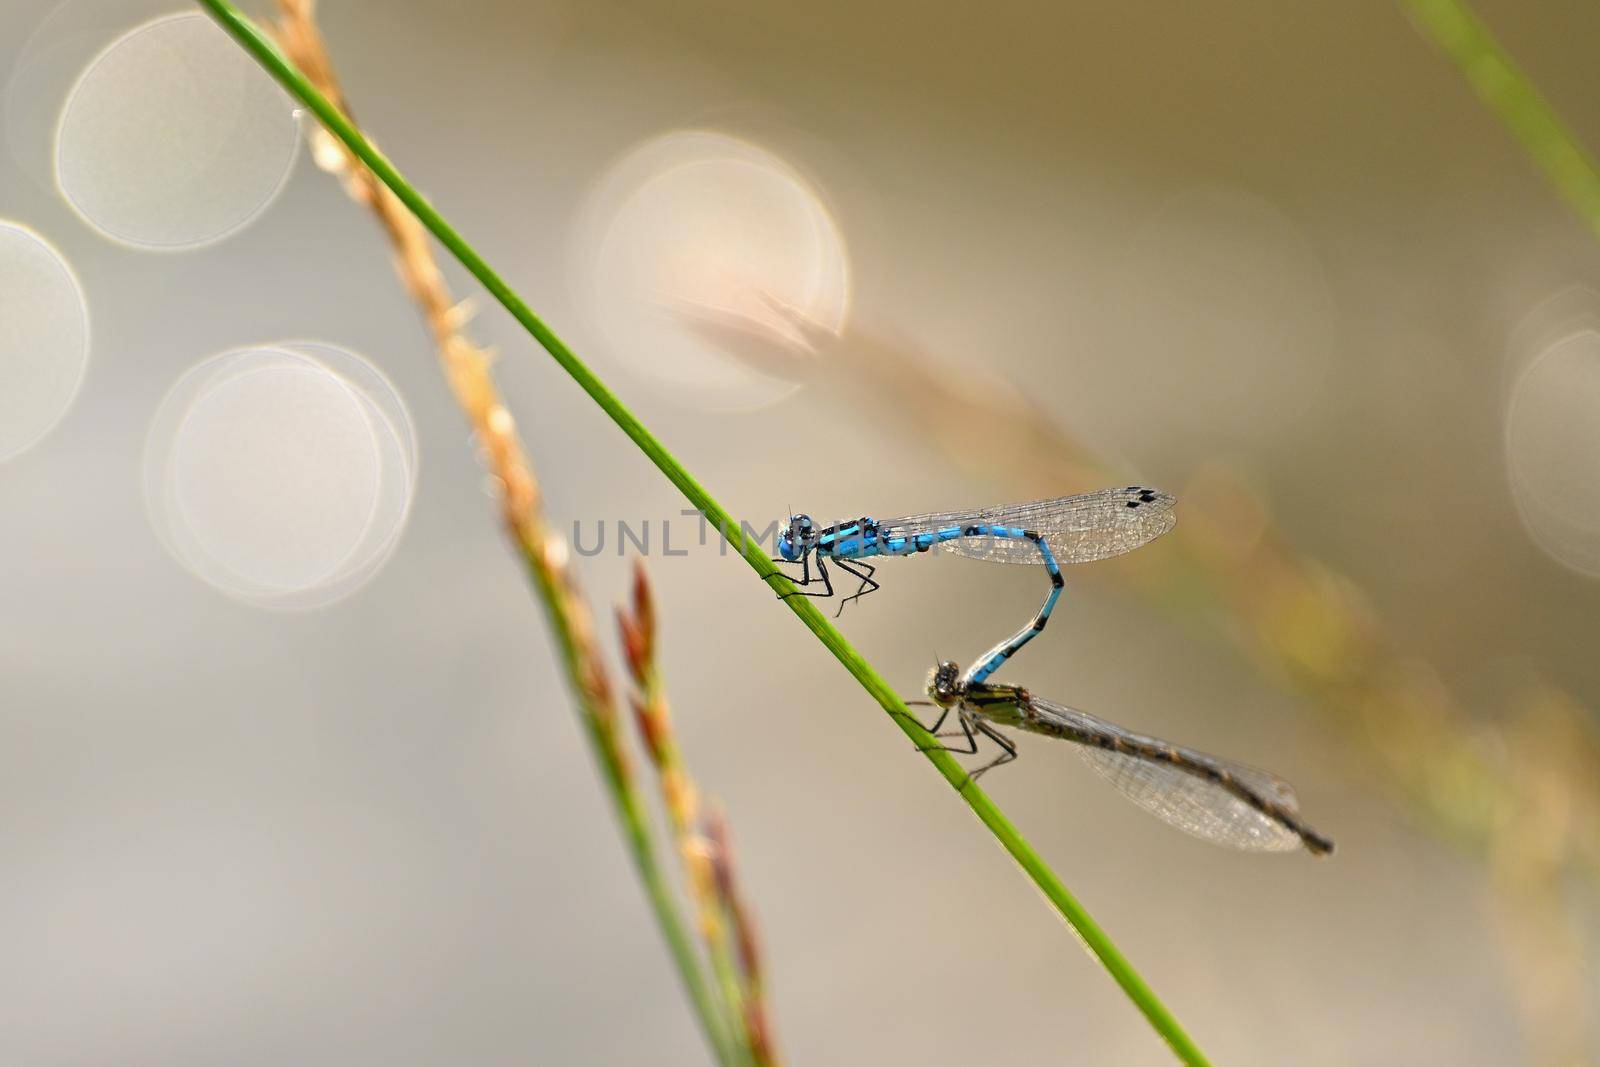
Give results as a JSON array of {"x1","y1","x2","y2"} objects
[
  {"x1": 0, "y1": 220, "x2": 90, "y2": 462},
  {"x1": 145, "y1": 343, "x2": 417, "y2": 608},
  {"x1": 1505, "y1": 327, "x2": 1600, "y2": 576},
  {"x1": 578, "y1": 130, "x2": 850, "y2": 410},
  {"x1": 54, "y1": 12, "x2": 299, "y2": 250}
]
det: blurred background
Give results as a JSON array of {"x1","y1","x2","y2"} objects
[{"x1": 2, "y1": 0, "x2": 1598, "y2": 1063}]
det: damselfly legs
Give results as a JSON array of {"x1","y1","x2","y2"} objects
[
  {"x1": 771, "y1": 514, "x2": 881, "y2": 612},
  {"x1": 917, "y1": 660, "x2": 1334, "y2": 856}
]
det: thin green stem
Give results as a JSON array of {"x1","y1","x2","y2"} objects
[
  {"x1": 196, "y1": 2, "x2": 1210, "y2": 1062},
  {"x1": 1402, "y1": 0, "x2": 1600, "y2": 236}
]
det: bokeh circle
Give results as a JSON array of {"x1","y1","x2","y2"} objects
[
  {"x1": 144, "y1": 343, "x2": 417, "y2": 608},
  {"x1": 1505, "y1": 328, "x2": 1600, "y2": 576},
  {"x1": 54, "y1": 12, "x2": 300, "y2": 250},
  {"x1": 0, "y1": 220, "x2": 91, "y2": 462},
  {"x1": 578, "y1": 130, "x2": 850, "y2": 410}
]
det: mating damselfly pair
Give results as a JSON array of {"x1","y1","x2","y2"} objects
[{"x1": 773, "y1": 487, "x2": 1334, "y2": 857}]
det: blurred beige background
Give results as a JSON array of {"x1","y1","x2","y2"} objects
[{"x1": 3, "y1": 0, "x2": 1599, "y2": 1064}]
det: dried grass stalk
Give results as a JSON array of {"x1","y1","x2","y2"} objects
[
  {"x1": 620, "y1": 563, "x2": 784, "y2": 1067},
  {"x1": 267, "y1": 3, "x2": 741, "y2": 1062}
]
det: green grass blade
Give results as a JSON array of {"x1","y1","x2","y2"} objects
[
  {"x1": 1402, "y1": 0, "x2": 1600, "y2": 235},
  {"x1": 194, "y1": 2, "x2": 1211, "y2": 1061}
]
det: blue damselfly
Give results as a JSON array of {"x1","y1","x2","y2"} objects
[
  {"x1": 775, "y1": 487, "x2": 1176, "y2": 684},
  {"x1": 920, "y1": 660, "x2": 1333, "y2": 856}
]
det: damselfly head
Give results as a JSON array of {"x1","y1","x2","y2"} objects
[
  {"x1": 776, "y1": 513, "x2": 814, "y2": 562},
  {"x1": 926, "y1": 659, "x2": 963, "y2": 707}
]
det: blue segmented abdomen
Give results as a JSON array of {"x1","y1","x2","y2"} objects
[
  {"x1": 806, "y1": 512, "x2": 1066, "y2": 683},
  {"x1": 818, "y1": 519, "x2": 1061, "y2": 576},
  {"x1": 963, "y1": 527, "x2": 1064, "y2": 685},
  {"x1": 834, "y1": 521, "x2": 1048, "y2": 560}
]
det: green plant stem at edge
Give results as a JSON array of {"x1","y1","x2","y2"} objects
[
  {"x1": 1401, "y1": 0, "x2": 1600, "y2": 239},
  {"x1": 195, "y1": 3, "x2": 1211, "y2": 1063}
]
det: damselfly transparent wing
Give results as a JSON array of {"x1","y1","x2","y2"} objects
[
  {"x1": 877, "y1": 487, "x2": 1176, "y2": 565},
  {"x1": 1024, "y1": 698, "x2": 1307, "y2": 852}
]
